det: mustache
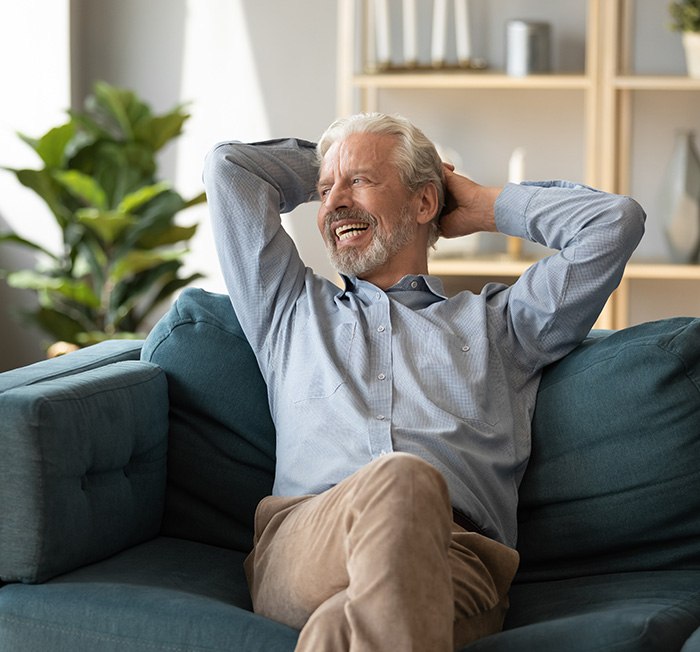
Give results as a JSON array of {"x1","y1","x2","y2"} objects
[{"x1": 324, "y1": 208, "x2": 377, "y2": 231}]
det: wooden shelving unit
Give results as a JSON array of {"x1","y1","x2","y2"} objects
[{"x1": 336, "y1": 0, "x2": 700, "y2": 329}]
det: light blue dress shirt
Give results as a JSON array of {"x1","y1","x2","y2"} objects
[{"x1": 204, "y1": 138, "x2": 645, "y2": 546}]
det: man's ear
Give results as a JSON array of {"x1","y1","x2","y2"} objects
[{"x1": 415, "y1": 182, "x2": 440, "y2": 225}]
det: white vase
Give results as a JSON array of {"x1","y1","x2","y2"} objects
[
  {"x1": 660, "y1": 131, "x2": 700, "y2": 263},
  {"x1": 682, "y1": 32, "x2": 700, "y2": 79}
]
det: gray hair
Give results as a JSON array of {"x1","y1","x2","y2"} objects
[{"x1": 317, "y1": 113, "x2": 444, "y2": 247}]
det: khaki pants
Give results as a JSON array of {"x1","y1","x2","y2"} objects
[{"x1": 244, "y1": 453, "x2": 519, "y2": 651}]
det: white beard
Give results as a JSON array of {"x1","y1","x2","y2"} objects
[{"x1": 323, "y1": 205, "x2": 416, "y2": 278}]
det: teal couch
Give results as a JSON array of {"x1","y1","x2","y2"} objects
[{"x1": 1, "y1": 287, "x2": 699, "y2": 651}]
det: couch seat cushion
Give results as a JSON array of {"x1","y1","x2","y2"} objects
[
  {"x1": 462, "y1": 570, "x2": 700, "y2": 652},
  {"x1": 0, "y1": 537, "x2": 297, "y2": 652}
]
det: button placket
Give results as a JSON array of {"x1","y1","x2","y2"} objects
[{"x1": 368, "y1": 298, "x2": 393, "y2": 459}]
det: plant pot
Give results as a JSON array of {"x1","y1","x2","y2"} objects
[{"x1": 682, "y1": 32, "x2": 700, "y2": 78}]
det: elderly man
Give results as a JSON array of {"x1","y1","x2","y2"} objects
[{"x1": 204, "y1": 113, "x2": 645, "y2": 651}]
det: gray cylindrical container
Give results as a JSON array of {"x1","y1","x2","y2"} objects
[{"x1": 506, "y1": 20, "x2": 551, "y2": 76}]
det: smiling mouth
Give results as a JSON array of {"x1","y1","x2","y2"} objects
[{"x1": 335, "y1": 223, "x2": 370, "y2": 241}]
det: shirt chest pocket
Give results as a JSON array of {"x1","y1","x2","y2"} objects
[
  {"x1": 416, "y1": 331, "x2": 501, "y2": 428},
  {"x1": 291, "y1": 321, "x2": 357, "y2": 403}
]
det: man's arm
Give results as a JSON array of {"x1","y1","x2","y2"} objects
[
  {"x1": 203, "y1": 138, "x2": 319, "y2": 355},
  {"x1": 440, "y1": 169, "x2": 646, "y2": 369}
]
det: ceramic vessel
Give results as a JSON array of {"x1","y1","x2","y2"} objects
[
  {"x1": 683, "y1": 32, "x2": 700, "y2": 79},
  {"x1": 660, "y1": 130, "x2": 700, "y2": 263}
]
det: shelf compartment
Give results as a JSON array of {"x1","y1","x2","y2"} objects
[{"x1": 353, "y1": 72, "x2": 591, "y2": 91}]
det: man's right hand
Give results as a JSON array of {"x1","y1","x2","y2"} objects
[{"x1": 438, "y1": 164, "x2": 501, "y2": 239}]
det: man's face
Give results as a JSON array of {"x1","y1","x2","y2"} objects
[{"x1": 316, "y1": 132, "x2": 421, "y2": 280}]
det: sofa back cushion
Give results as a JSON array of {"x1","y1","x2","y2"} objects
[
  {"x1": 141, "y1": 288, "x2": 275, "y2": 552},
  {"x1": 517, "y1": 317, "x2": 700, "y2": 582}
]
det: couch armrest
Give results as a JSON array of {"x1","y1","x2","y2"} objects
[{"x1": 0, "y1": 345, "x2": 168, "y2": 583}]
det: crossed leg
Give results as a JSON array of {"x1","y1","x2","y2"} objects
[{"x1": 244, "y1": 453, "x2": 518, "y2": 651}]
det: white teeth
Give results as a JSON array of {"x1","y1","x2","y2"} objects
[{"x1": 335, "y1": 223, "x2": 369, "y2": 240}]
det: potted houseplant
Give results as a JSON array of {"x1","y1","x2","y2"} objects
[
  {"x1": 0, "y1": 82, "x2": 205, "y2": 352},
  {"x1": 670, "y1": 0, "x2": 700, "y2": 78}
]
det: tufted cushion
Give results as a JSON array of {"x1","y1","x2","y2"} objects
[
  {"x1": 141, "y1": 288, "x2": 276, "y2": 553},
  {"x1": 0, "y1": 360, "x2": 168, "y2": 583},
  {"x1": 517, "y1": 317, "x2": 700, "y2": 581}
]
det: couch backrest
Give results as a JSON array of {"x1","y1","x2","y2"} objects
[
  {"x1": 143, "y1": 289, "x2": 700, "y2": 576},
  {"x1": 516, "y1": 316, "x2": 700, "y2": 582},
  {"x1": 141, "y1": 288, "x2": 275, "y2": 552}
]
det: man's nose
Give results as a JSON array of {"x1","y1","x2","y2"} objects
[{"x1": 325, "y1": 183, "x2": 353, "y2": 212}]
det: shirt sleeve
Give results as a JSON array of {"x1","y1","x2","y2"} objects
[
  {"x1": 203, "y1": 138, "x2": 319, "y2": 354},
  {"x1": 493, "y1": 180, "x2": 646, "y2": 370}
]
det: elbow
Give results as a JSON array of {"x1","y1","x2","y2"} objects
[
  {"x1": 203, "y1": 141, "x2": 242, "y2": 184},
  {"x1": 622, "y1": 195, "x2": 646, "y2": 247},
  {"x1": 609, "y1": 195, "x2": 645, "y2": 254}
]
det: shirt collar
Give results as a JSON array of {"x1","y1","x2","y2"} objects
[{"x1": 336, "y1": 273, "x2": 447, "y2": 302}]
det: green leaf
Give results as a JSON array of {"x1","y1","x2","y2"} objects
[
  {"x1": 0, "y1": 232, "x2": 58, "y2": 261},
  {"x1": 109, "y1": 248, "x2": 188, "y2": 284},
  {"x1": 92, "y1": 82, "x2": 139, "y2": 139},
  {"x1": 136, "y1": 110, "x2": 189, "y2": 151},
  {"x1": 33, "y1": 307, "x2": 87, "y2": 344},
  {"x1": 136, "y1": 224, "x2": 197, "y2": 248},
  {"x1": 10, "y1": 168, "x2": 73, "y2": 227},
  {"x1": 19, "y1": 123, "x2": 75, "y2": 168},
  {"x1": 7, "y1": 270, "x2": 101, "y2": 308},
  {"x1": 114, "y1": 189, "x2": 185, "y2": 254},
  {"x1": 76, "y1": 208, "x2": 136, "y2": 244},
  {"x1": 117, "y1": 181, "x2": 170, "y2": 214},
  {"x1": 184, "y1": 190, "x2": 207, "y2": 208},
  {"x1": 53, "y1": 170, "x2": 108, "y2": 210}
]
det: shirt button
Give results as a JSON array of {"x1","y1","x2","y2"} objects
[
  {"x1": 377, "y1": 373, "x2": 386, "y2": 380},
  {"x1": 376, "y1": 414, "x2": 386, "y2": 421},
  {"x1": 410, "y1": 280, "x2": 418, "y2": 289},
  {"x1": 377, "y1": 325, "x2": 386, "y2": 333},
  {"x1": 375, "y1": 292, "x2": 382, "y2": 301},
  {"x1": 462, "y1": 345, "x2": 470, "y2": 352}
]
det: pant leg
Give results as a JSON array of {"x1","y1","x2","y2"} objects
[
  {"x1": 449, "y1": 527, "x2": 520, "y2": 649},
  {"x1": 245, "y1": 452, "x2": 455, "y2": 652},
  {"x1": 245, "y1": 452, "x2": 519, "y2": 651}
]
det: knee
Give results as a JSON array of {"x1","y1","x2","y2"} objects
[{"x1": 367, "y1": 453, "x2": 451, "y2": 508}]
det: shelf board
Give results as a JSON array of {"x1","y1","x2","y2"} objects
[
  {"x1": 429, "y1": 257, "x2": 700, "y2": 280},
  {"x1": 614, "y1": 75, "x2": 700, "y2": 91},
  {"x1": 353, "y1": 72, "x2": 591, "y2": 91},
  {"x1": 624, "y1": 261, "x2": 700, "y2": 280}
]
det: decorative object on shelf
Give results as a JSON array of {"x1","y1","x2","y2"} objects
[
  {"x1": 369, "y1": 0, "x2": 486, "y2": 72},
  {"x1": 669, "y1": 0, "x2": 700, "y2": 78},
  {"x1": 659, "y1": 130, "x2": 700, "y2": 263},
  {"x1": 506, "y1": 20, "x2": 551, "y2": 77},
  {"x1": 431, "y1": 0, "x2": 448, "y2": 67},
  {"x1": 0, "y1": 81, "x2": 205, "y2": 350},
  {"x1": 374, "y1": 0, "x2": 392, "y2": 69},
  {"x1": 402, "y1": 0, "x2": 418, "y2": 67},
  {"x1": 454, "y1": 0, "x2": 472, "y2": 68}
]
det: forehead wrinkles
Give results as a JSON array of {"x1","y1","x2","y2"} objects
[{"x1": 320, "y1": 133, "x2": 399, "y2": 180}]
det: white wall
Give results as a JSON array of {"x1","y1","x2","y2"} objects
[{"x1": 0, "y1": 1, "x2": 72, "y2": 369}]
